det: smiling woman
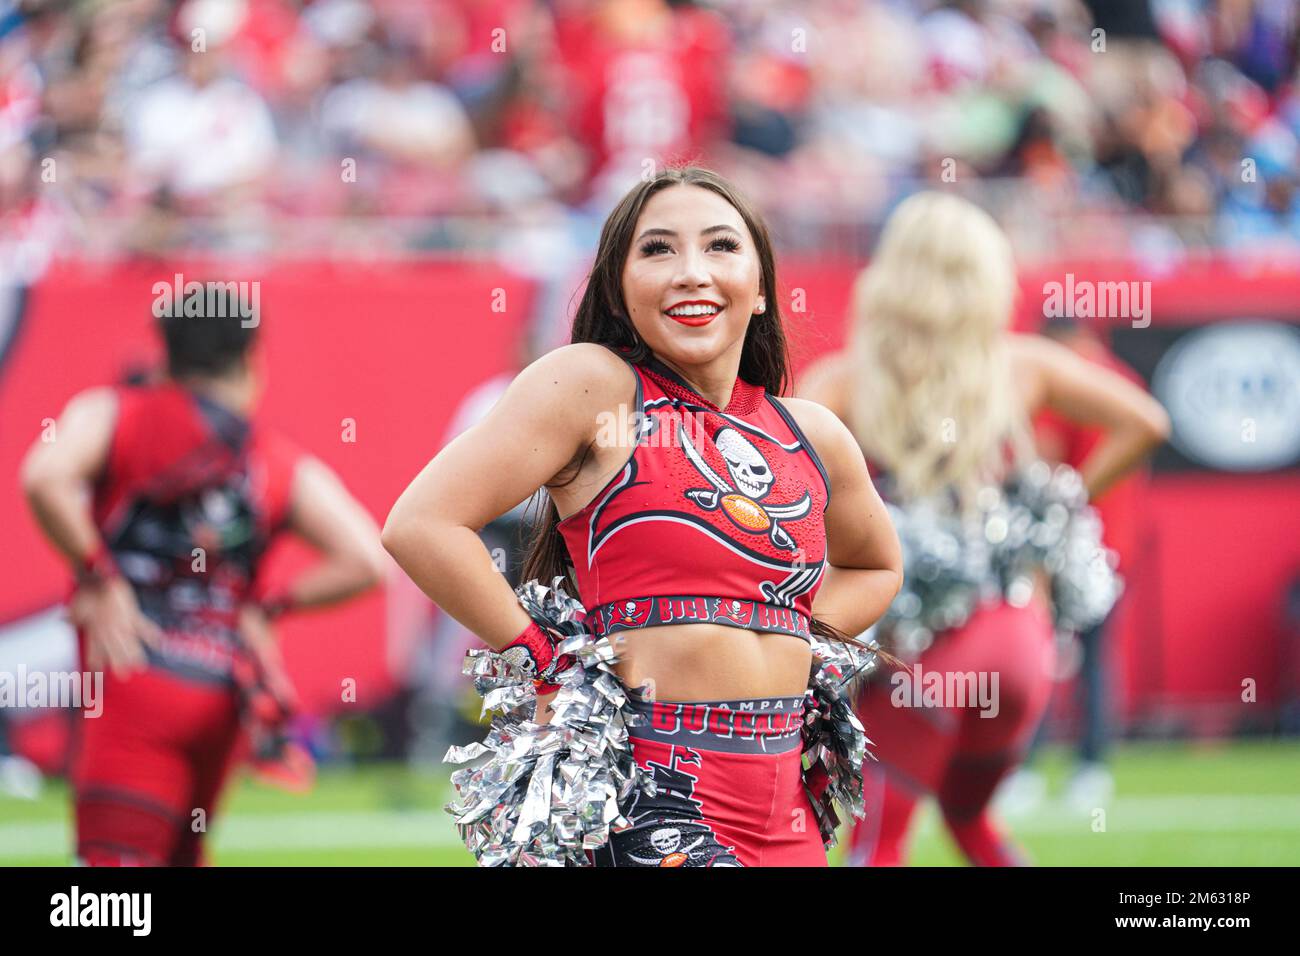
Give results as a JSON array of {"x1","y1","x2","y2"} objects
[{"x1": 382, "y1": 166, "x2": 903, "y2": 867}]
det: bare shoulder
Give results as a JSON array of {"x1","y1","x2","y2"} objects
[
  {"x1": 64, "y1": 385, "x2": 119, "y2": 422},
  {"x1": 794, "y1": 351, "x2": 851, "y2": 416},
  {"x1": 514, "y1": 343, "x2": 636, "y2": 416},
  {"x1": 21, "y1": 386, "x2": 118, "y2": 483},
  {"x1": 1008, "y1": 331, "x2": 1051, "y2": 360},
  {"x1": 505, "y1": 344, "x2": 639, "y2": 488},
  {"x1": 770, "y1": 394, "x2": 839, "y2": 433},
  {"x1": 489, "y1": 343, "x2": 638, "y2": 454},
  {"x1": 770, "y1": 395, "x2": 855, "y2": 468},
  {"x1": 1005, "y1": 332, "x2": 1059, "y2": 411},
  {"x1": 1008, "y1": 331, "x2": 1084, "y2": 371},
  {"x1": 52, "y1": 386, "x2": 120, "y2": 444}
]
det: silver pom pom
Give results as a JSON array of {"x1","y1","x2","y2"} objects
[
  {"x1": 802, "y1": 635, "x2": 879, "y2": 848},
  {"x1": 877, "y1": 463, "x2": 1123, "y2": 657},
  {"x1": 443, "y1": 576, "x2": 654, "y2": 866}
]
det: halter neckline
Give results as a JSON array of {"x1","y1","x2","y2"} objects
[{"x1": 638, "y1": 352, "x2": 764, "y2": 416}]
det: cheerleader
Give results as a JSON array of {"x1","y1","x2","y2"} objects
[
  {"x1": 383, "y1": 166, "x2": 903, "y2": 867},
  {"x1": 798, "y1": 192, "x2": 1170, "y2": 866},
  {"x1": 21, "y1": 286, "x2": 386, "y2": 865}
]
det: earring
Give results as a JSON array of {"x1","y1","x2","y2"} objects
[{"x1": 754, "y1": 299, "x2": 766, "y2": 315}]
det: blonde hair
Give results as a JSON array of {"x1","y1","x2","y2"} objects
[{"x1": 846, "y1": 191, "x2": 1033, "y2": 506}]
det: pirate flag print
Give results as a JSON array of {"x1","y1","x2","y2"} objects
[{"x1": 610, "y1": 745, "x2": 741, "y2": 868}]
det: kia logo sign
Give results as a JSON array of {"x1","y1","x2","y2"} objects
[{"x1": 1151, "y1": 322, "x2": 1300, "y2": 472}]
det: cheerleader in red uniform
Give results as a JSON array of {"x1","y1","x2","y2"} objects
[
  {"x1": 799, "y1": 192, "x2": 1170, "y2": 866},
  {"x1": 21, "y1": 287, "x2": 386, "y2": 866},
  {"x1": 384, "y1": 166, "x2": 904, "y2": 866}
]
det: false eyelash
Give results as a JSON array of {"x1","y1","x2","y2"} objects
[{"x1": 638, "y1": 236, "x2": 742, "y2": 256}]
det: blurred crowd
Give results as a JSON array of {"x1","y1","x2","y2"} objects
[{"x1": 1, "y1": 0, "x2": 1298, "y2": 262}]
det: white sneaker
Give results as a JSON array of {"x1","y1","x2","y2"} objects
[
  {"x1": 994, "y1": 767, "x2": 1046, "y2": 817},
  {"x1": 1063, "y1": 761, "x2": 1114, "y2": 814},
  {"x1": 0, "y1": 755, "x2": 43, "y2": 800}
]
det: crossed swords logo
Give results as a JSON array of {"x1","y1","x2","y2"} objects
[
  {"x1": 678, "y1": 422, "x2": 811, "y2": 552},
  {"x1": 623, "y1": 747, "x2": 739, "y2": 866}
]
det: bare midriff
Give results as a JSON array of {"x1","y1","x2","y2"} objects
[{"x1": 610, "y1": 622, "x2": 813, "y2": 702}]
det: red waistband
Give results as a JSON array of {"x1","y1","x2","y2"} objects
[{"x1": 588, "y1": 595, "x2": 812, "y2": 642}]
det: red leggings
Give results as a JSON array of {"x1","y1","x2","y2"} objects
[
  {"x1": 849, "y1": 600, "x2": 1054, "y2": 866},
  {"x1": 71, "y1": 669, "x2": 245, "y2": 866}
]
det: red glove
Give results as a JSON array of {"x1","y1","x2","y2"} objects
[{"x1": 500, "y1": 620, "x2": 576, "y2": 695}]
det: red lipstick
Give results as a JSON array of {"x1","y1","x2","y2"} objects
[{"x1": 664, "y1": 300, "x2": 723, "y2": 327}]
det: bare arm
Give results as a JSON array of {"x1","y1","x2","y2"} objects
[
  {"x1": 277, "y1": 455, "x2": 388, "y2": 610},
  {"x1": 20, "y1": 388, "x2": 117, "y2": 567},
  {"x1": 381, "y1": 343, "x2": 631, "y2": 651},
  {"x1": 21, "y1": 388, "x2": 161, "y2": 676},
  {"x1": 1012, "y1": 334, "x2": 1171, "y2": 498},
  {"x1": 778, "y1": 397, "x2": 903, "y2": 638}
]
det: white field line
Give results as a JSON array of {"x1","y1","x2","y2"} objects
[
  {"x1": 0, "y1": 810, "x2": 463, "y2": 860},
  {"x1": 1, "y1": 795, "x2": 1298, "y2": 860},
  {"x1": 910, "y1": 795, "x2": 1300, "y2": 837}
]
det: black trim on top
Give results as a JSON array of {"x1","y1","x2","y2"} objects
[
  {"x1": 640, "y1": 352, "x2": 700, "y2": 397},
  {"x1": 191, "y1": 389, "x2": 251, "y2": 455},
  {"x1": 764, "y1": 394, "x2": 832, "y2": 509}
]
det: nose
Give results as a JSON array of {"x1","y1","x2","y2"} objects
[{"x1": 671, "y1": 245, "x2": 712, "y2": 291}]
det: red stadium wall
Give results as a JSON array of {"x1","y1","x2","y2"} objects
[
  {"x1": 2, "y1": 257, "x2": 1297, "y2": 746},
  {"x1": 0, "y1": 259, "x2": 534, "y2": 725}
]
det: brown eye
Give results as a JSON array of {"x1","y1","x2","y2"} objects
[
  {"x1": 710, "y1": 236, "x2": 741, "y2": 252},
  {"x1": 640, "y1": 239, "x2": 672, "y2": 256}
]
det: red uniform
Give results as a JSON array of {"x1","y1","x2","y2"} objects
[
  {"x1": 848, "y1": 454, "x2": 1055, "y2": 866},
  {"x1": 592, "y1": 692, "x2": 822, "y2": 868},
  {"x1": 549, "y1": 6, "x2": 731, "y2": 197},
  {"x1": 73, "y1": 382, "x2": 301, "y2": 866},
  {"x1": 559, "y1": 347, "x2": 831, "y2": 866},
  {"x1": 848, "y1": 600, "x2": 1053, "y2": 866},
  {"x1": 559, "y1": 349, "x2": 829, "y2": 641}
]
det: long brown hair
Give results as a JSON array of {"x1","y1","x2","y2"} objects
[{"x1": 521, "y1": 166, "x2": 858, "y2": 650}]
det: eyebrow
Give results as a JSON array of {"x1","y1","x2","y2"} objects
[{"x1": 635, "y1": 225, "x2": 742, "y2": 242}]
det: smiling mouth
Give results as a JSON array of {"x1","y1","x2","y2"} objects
[{"x1": 664, "y1": 302, "x2": 722, "y2": 326}]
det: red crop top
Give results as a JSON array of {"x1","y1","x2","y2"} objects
[{"x1": 557, "y1": 347, "x2": 831, "y2": 643}]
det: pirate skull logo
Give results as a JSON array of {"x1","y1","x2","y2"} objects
[
  {"x1": 678, "y1": 421, "x2": 813, "y2": 551},
  {"x1": 651, "y1": 828, "x2": 682, "y2": 855},
  {"x1": 499, "y1": 645, "x2": 537, "y2": 678},
  {"x1": 626, "y1": 824, "x2": 706, "y2": 866},
  {"x1": 715, "y1": 429, "x2": 774, "y2": 499}
]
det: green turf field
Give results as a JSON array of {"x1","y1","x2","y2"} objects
[{"x1": 2, "y1": 742, "x2": 1297, "y2": 866}]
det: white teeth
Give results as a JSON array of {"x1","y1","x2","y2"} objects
[{"x1": 666, "y1": 304, "x2": 721, "y2": 317}]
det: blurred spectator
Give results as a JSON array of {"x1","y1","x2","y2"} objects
[
  {"x1": 548, "y1": 0, "x2": 732, "y2": 209},
  {"x1": 319, "y1": 38, "x2": 476, "y2": 214},
  {"x1": 124, "y1": 1, "x2": 277, "y2": 249},
  {"x1": 0, "y1": 0, "x2": 1294, "y2": 257}
]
